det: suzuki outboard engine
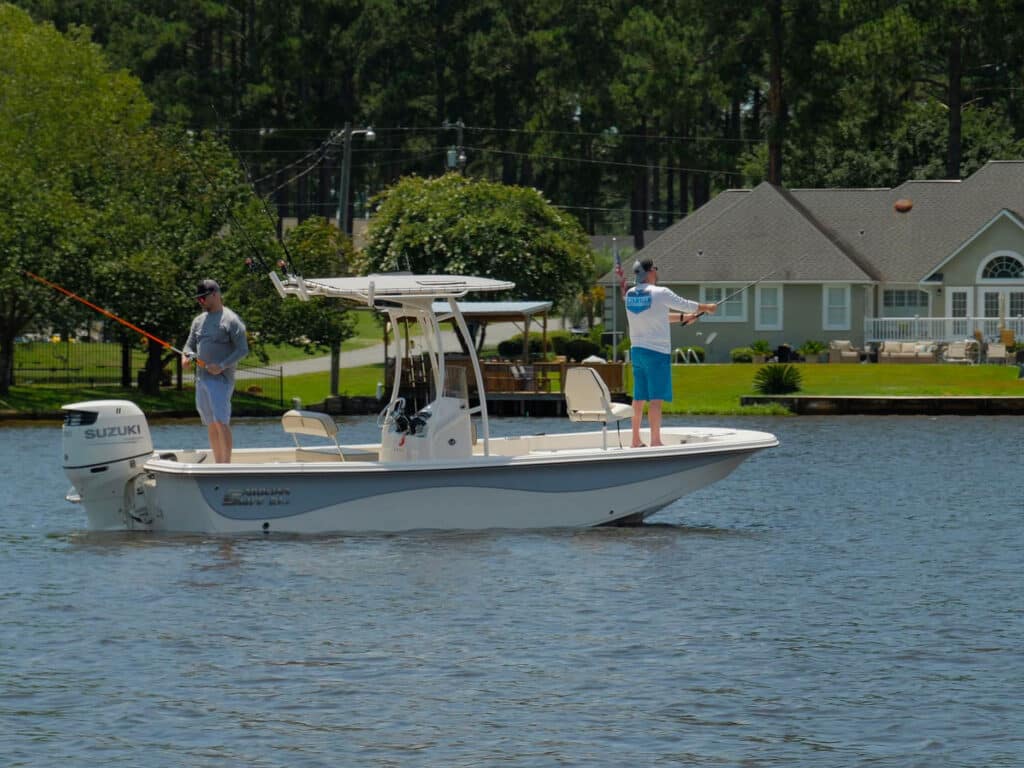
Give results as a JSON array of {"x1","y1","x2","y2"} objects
[{"x1": 62, "y1": 400, "x2": 154, "y2": 530}]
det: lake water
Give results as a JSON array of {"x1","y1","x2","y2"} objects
[{"x1": 2, "y1": 413, "x2": 1023, "y2": 767}]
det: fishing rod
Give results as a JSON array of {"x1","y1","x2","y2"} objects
[
  {"x1": 204, "y1": 108, "x2": 302, "y2": 277},
  {"x1": 22, "y1": 271, "x2": 206, "y2": 368},
  {"x1": 677, "y1": 267, "x2": 781, "y2": 326},
  {"x1": 172, "y1": 128, "x2": 286, "y2": 278}
]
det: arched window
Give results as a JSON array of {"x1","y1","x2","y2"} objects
[{"x1": 981, "y1": 254, "x2": 1024, "y2": 279}]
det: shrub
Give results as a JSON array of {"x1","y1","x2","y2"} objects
[
  {"x1": 799, "y1": 339, "x2": 827, "y2": 356},
  {"x1": 730, "y1": 346, "x2": 754, "y2": 363},
  {"x1": 565, "y1": 338, "x2": 602, "y2": 362},
  {"x1": 548, "y1": 330, "x2": 572, "y2": 356},
  {"x1": 753, "y1": 363, "x2": 803, "y2": 394},
  {"x1": 750, "y1": 339, "x2": 772, "y2": 355},
  {"x1": 497, "y1": 332, "x2": 548, "y2": 358}
]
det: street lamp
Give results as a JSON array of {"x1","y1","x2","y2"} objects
[{"x1": 336, "y1": 122, "x2": 375, "y2": 234}]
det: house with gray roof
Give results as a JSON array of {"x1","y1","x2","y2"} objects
[{"x1": 606, "y1": 161, "x2": 1024, "y2": 362}]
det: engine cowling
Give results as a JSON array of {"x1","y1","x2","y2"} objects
[{"x1": 62, "y1": 400, "x2": 154, "y2": 530}]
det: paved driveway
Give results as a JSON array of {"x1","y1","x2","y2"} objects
[{"x1": 277, "y1": 321, "x2": 532, "y2": 375}]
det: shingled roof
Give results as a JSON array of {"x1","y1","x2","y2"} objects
[{"x1": 618, "y1": 160, "x2": 1024, "y2": 285}]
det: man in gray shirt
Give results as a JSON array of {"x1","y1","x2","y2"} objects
[{"x1": 182, "y1": 279, "x2": 248, "y2": 463}]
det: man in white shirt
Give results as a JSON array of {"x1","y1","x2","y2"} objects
[{"x1": 624, "y1": 258, "x2": 717, "y2": 447}]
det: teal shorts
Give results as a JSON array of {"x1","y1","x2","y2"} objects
[{"x1": 631, "y1": 347, "x2": 672, "y2": 402}]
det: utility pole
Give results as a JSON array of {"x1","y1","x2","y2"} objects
[
  {"x1": 336, "y1": 123, "x2": 375, "y2": 235},
  {"x1": 444, "y1": 119, "x2": 467, "y2": 174}
]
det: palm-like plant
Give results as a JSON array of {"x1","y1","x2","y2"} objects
[{"x1": 753, "y1": 363, "x2": 803, "y2": 394}]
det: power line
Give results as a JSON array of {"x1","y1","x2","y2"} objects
[
  {"x1": 193, "y1": 123, "x2": 763, "y2": 146},
  {"x1": 464, "y1": 145, "x2": 747, "y2": 178}
]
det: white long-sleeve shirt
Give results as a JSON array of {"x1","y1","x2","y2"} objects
[{"x1": 624, "y1": 285, "x2": 700, "y2": 354}]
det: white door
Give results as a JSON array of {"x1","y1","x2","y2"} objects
[{"x1": 946, "y1": 288, "x2": 971, "y2": 337}]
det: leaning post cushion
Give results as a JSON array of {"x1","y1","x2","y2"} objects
[{"x1": 281, "y1": 409, "x2": 344, "y2": 459}]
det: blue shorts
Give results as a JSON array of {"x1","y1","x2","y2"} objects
[
  {"x1": 195, "y1": 374, "x2": 234, "y2": 425},
  {"x1": 631, "y1": 347, "x2": 672, "y2": 402}
]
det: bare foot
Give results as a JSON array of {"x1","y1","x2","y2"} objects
[{"x1": 631, "y1": 442, "x2": 646, "y2": 448}]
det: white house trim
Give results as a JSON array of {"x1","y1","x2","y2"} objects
[
  {"x1": 699, "y1": 285, "x2": 748, "y2": 322},
  {"x1": 975, "y1": 250, "x2": 1024, "y2": 283},
  {"x1": 822, "y1": 284, "x2": 851, "y2": 331},
  {"x1": 754, "y1": 284, "x2": 783, "y2": 330},
  {"x1": 927, "y1": 209, "x2": 1024, "y2": 279}
]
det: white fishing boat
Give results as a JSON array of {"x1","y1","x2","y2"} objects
[{"x1": 61, "y1": 274, "x2": 778, "y2": 533}]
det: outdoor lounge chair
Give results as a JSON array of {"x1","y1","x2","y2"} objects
[
  {"x1": 986, "y1": 342, "x2": 1008, "y2": 364},
  {"x1": 942, "y1": 341, "x2": 974, "y2": 364},
  {"x1": 828, "y1": 340, "x2": 862, "y2": 363},
  {"x1": 564, "y1": 366, "x2": 632, "y2": 449}
]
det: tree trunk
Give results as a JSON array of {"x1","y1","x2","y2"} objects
[
  {"x1": 0, "y1": 334, "x2": 13, "y2": 395},
  {"x1": 139, "y1": 343, "x2": 165, "y2": 396},
  {"x1": 121, "y1": 341, "x2": 132, "y2": 388},
  {"x1": 767, "y1": 0, "x2": 785, "y2": 186},
  {"x1": 330, "y1": 341, "x2": 340, "y2": 396},
  {"x1": 946, "y1": 25, "x2": 963, "y2": 179}
]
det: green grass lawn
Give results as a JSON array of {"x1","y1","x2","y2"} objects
[
  {"x1": 659, "y1": 362, "x2": 1022, "y2": 414},
  {"x1": 4, "y1": 361, "x2": 1019, "y2": 418},
  {"x1": 248, "y1": 313, "x2": 384, "y2": 366}
]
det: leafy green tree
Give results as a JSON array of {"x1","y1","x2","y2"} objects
[
  {"x1": 359, "y1": 173, "x2": 595, "y2": 307},
  {"x1": 235, "y1": 216, "x2": 356, "y2": 396},
  {"x1": 0, "y1": 4, "x2": 150, "y2": 393},
  {"x1": 87, "y1": 130, "x2": 281, "y2": 395}
]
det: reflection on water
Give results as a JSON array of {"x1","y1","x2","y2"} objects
[{"x1": 2, "y1": 414, "x2": 1023, "y2": 766}]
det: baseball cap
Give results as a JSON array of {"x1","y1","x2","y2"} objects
[{"x1": 194, "y1": 279, "x2": 220, "y2": 299}]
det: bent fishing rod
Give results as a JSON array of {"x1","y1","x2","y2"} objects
[
  {"x1": 172, "y1": 128, "x2": 293, "y2": 279},
  {"x1": 22, "y1": 271, "x2": 206, "y2": 368}
]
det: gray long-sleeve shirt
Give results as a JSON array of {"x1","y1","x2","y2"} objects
[{"x1": 183, "y1": 307, "x2": 248, "y2": 381}]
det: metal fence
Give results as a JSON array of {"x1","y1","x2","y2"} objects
[{"x1": 13, "y1": 341, "x2": 283, "y2": 405}]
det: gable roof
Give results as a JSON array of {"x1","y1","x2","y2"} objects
[
  {"x1": 619, "y1": 160, "x2": 1024, "y2": 285},
  {"x1": 635, "y1": 183, "x2": 875, "y2": 284}
]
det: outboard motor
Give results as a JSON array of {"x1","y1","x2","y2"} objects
[{"x1": 62, "y1": 400, "x2": 154, "y2": 530}]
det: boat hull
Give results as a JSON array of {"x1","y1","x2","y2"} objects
[{"x1": 138, "y1": 434, "x2": 770, "y2": 534}]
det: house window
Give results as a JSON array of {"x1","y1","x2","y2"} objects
[
  {"x1": 1012, "y1": 292, "x2": 1024, "y2": 317},
  {"x1": 700, "y1": 285, "x2": 746, "y2": 322},
  {"x1": 981, "y1": 255, "x2": 1024, "y2": 279},
  {"x1": 951, "y1": 292, "x2": 967, "y2": 317},
  {"x1": 822, "y1": 285, "x2": 851, "y2": 331},
  {"x1": 883, "y1": 289, "x2": 928, "y2": 309},
  {"x1": 755, "y1": 285, "x2": 783, "y2": 330},
  {"x1": 984, "y1": 292, "x2": 1000, "y2": 318}
]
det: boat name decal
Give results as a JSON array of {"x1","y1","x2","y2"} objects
[
  {"x1": 222, "y1": 487, "x2": 292, "y2": 507},
  {"x1": 84, "y1": 425, "x2": 142, "y2": 439}
]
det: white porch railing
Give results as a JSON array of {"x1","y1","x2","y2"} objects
[{"x1": 864, "y1": 316, "x2": 1024, "y2": 342}]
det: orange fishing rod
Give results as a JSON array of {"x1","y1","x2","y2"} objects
[{"x1": 23, "y1": 271, "x2": 205, "y2": 367}]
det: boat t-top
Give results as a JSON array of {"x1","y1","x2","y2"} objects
[{"x1": 61, "y1": 273, "x2": 778, "y2": 533}]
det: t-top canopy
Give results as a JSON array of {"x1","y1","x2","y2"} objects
[
  {"x1": 430, "y1": 300, "x2": 552, "y2": 322},
  {"x1": 272, "y1": 273, "x2": 515, "y2": 305}
]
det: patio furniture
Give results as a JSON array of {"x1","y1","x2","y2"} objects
[
  {"x1": 985, "y1": 342, "x2": 1009, "y2": 364},
  {"x1": 942, "y1": 341, "x2": 974, "y2": 364},
  {"x1": 828, "y1": 339, "x2": 862, "y2": 363},
  {"x1": 879, "y1": 341, "x2": 936, "y2": 363}
]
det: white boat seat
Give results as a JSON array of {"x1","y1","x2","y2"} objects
[
  {"x1": 564, "y1": 366, "x2": 632, "y2": 449},
  {"x1": 281, "y1": 409, "x2": 344, "y2": 460}
]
